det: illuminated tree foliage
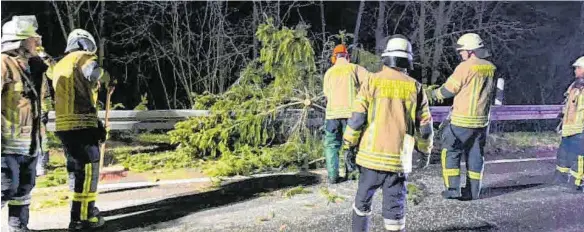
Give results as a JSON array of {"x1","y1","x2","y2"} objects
[{"x1": 169, "y1": 20, "x2": 325, "y2": 176}]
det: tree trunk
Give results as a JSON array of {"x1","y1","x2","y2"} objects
[
  {"x1": 375, "y1": 0, "x2": 386, "y2": 55},
  {"x1": 578, "y1": 2, "x2": 584, "y2": 51},
  {"x1": 417, "y1": 3, "x2": 427, "y2": 84},
  {"x1": 430, "y1": 1, "x2": 447, "y2": 84},
  {"x1": 353, "y1": 0, "x2": 365, "y2": 46},
  {"x1": 51, "y1": 2, "x2": 69, "y2": 40},
  {"x1": 98, "y1": 0, "x2": 105, "y2": 66},
  {"x1": 252, "y1": 1, "x2": 259, "y2": 59}
]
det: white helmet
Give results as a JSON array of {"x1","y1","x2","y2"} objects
[
  {"x1": 65, "y1": 29, "x2": 97, "y2": 53},
  {"x1": 572, "y1": 56, "x2": 584, "y2": 68},
  {"x1": 1, "y1": 16, "x2": 41, "y2": 53},
  {"x1": 456, "y1": 33, "x2": 484, "y2": 51},
  {"x1": 381, "y1": 35, "x2": 413, "y2": 59},
  {"x1": 381, "y1": 35, "x2": 413, "y2": 70}
]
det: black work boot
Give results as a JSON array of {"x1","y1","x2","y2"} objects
[
  {"x1": 566, "y1": 185, "x2": 584, "y2": 194},
  {"x1": 552, "y1": 171, "x2": 570, "y2": 186},
  {"x1": 441, "y1": 189, "x2": 462, "y2": 200},
  {"x1": 68, "y1": 215, "x2": 105, "y2": 231},
  {"x1": 352, "y1": 211, "x2": 370, "y2": 232}
]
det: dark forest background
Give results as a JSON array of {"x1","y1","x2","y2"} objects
[{"x1": 3, "y1": 1, "x2": 583, "y2": 110}]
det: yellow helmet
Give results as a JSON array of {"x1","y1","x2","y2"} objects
[
  {"x1": 572, "y1": 56, "x2": 584, "y2": 68},
  {"x1": 455, "y1": 33, "x2": 484, "y2": 51}
]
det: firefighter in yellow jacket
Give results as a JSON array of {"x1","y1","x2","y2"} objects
[
  {"x1": 343, "y1": 35, "x2": 433, "y2": 232},
  {"x1": 50, "y1": 29, "x2": 111, "y2": 230},
  {"x1": 323, "y1": 44, "x2": 370, "y2": 183},
  {"x1": 1, "y1": 15, "x2": 53, "y2": 232},
  {"x1": 429, "y1": 33, "x2": 496, "y2": 200},
  {"x1": 555, "y1": 56, "x2": 584, "y2": 193}
]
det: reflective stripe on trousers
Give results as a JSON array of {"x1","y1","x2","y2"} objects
[
  {"x1": 353, "y1": 166, "x2": 406, "y2": 231},
  {"x1": 1, "y1": 154, "x2": 38, "y2": 227},
  {"x1": 57, "y1": 129, "x2": 102, "y2": 222},
  {"x1": 440, "y1": 124, "x2": 486, "y2": 200}
]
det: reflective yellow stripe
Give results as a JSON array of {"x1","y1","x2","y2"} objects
[
  {"x1": 435, "y1": 89, "x2": 445, "y2": 100},
  {"x1": 55, "y1": 113, "x2": 99, "y2": 131},
  {"x1": 357, "y1": 152, "x2": 403, "y2": 165},
  {"x1": 442, "y1": 149, "x2": 449, "y2": 188},
  {"x1": 72, "y1": 192, "x2": 97, "y2": 201},
  {"x1": 358, "y1": 149, "x2": 402, "y2": 158},
  {"x1": 561, "y1": 125, "x2": 584, "y2": 137},
  {"x1": 572, "y1": 156, "x2": 584, "y2": 186},
  {"x1": 451, "y1": 114, "x2": 489, "y2": 128},
  {"x1": 468, "y1": 170, "x2": 482, "y2": 180},
  {"x1": 443, "y1": 169, "x2": 460, "y2": 176},
  {"x1": 556, "y1": 166, "x2": 570, "y2": 173},
  {"x1": 80, "y1": 164, "x2": 92, "y2": 220},
  {"x1": 356, "y1": 155, "x2": 403, "y2": 173},
  {"x1": 469, "y1": 76, "x2": 479, "y2": 116},
  {"x1": 343, "y1": 126, "x2": 362, "y2": 146}
]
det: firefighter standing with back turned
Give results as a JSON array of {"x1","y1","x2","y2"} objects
[
  {"x1": 1, "y1": 15, "x2": 53, "y2": 232},
  {"x1": 344, "y1": 35, "x2": 434, "y2": 232},
  {"x1": 50, "y1": 28, "x2": 112, "y2": 231},
  {"x1": 428, "y1": 33, "x2": 496, "y2": 200},
  {"x1": 555, "y1": 56, "x2": 584, "y2": 194},
  {"x1": 323, "y1": 44, "x2": 370, "y2": 184}
]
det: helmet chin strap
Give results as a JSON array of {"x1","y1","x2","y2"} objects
[{"x1": 337, "y1": 53, "x2": 350, "y2": 60}]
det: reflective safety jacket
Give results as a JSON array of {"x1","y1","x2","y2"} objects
[
  {"x1": 343, "y1": 66, "x2": 434, "y2": 173},
  {"x1": 323, "y1": 58, "x2": 370, "y2": 119},
  {"x1": 433, "y1": 57, "x2": 496, "y2": 128},
  {"x1": 1, "y1": 54, "x2": 48, "y2": 155},
  {"x1": 561, "y1": 78, "x2": 584, "y2": 137},
  {"x1": 51, "y1": 51, "x2": 108, "y2": 131}
]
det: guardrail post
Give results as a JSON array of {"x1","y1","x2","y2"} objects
[
  {"x1": 495, "y1": 78, "x2": 505, "y2": 106},
  {"x1": 492, "y1": 77, "x2": 505, "y2": 134}
]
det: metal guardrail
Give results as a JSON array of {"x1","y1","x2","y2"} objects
[{"x1": 45, "y1": 105, "x2": 562, "y2": 132}]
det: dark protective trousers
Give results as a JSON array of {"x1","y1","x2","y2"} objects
[
  {"x1": 352, "y1": 167, "x2": 406, "y2": 232},
  {"x1": 555, "y1": 134, "x2": 580, "y2": 183},
  {"x1": 324, "y1": 119, "x2": 358, "y2": 182},
  {"x1": 1, "y1": 154, "x2": 38, "y2": 228},
  {"x1": 56, "y1": 129, "x2": 102, "y2": 222},
  {"x1": 561, "y1": 133, "x2": 584, "y2": 189},
  {"x1": 441, "y1": 124, "x2": 487, "y2": 200}
]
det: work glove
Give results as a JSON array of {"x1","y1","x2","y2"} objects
[
  {"x1": 35, "y1": 46, "x2": 55, "y2": 66},
  {"x1": 342, "y1": 139, "x2": 355, "y2": 151},
  {"x1": 423, "y1": 85, "x2": 440, "y2": 105},
  {"x1": 41, "y1": 112, "x2": 49, "y2": 125},
  {"x1": 97, "y1": 119, "x2": 107, "y2": 143},
  {"x1": 344, "y1": 147, "x2": 358, "y2": 170},
  {"x1": 555, "y1": 112, "x2": 564, "y2": 134}
]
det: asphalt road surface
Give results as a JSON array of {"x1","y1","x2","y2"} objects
[{"x1": 4, "y1": 157, "x2": 583, "y2": 232}]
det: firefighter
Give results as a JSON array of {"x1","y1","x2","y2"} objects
[
  {"x1": 1, "y1": 15, "x2": 51, "y2": 232},
  {"x1": 51, "y1": 28, "x2": 111, "y2": 230},
  {"x1": 36, "y1": 46, "x2": 57, "y2": 177},
  {"x1": 556, "y1": 56, "x2": 584, "y2": 193},
  {"x1": 323, "y1": 44, "x2": 370, "y2": 183},
  {"x1": 344, "y1": 35, "x2": 434, "y2": 232},
  {"x1": 428, "y1": 33, "x2": 496, "y2": 200}
]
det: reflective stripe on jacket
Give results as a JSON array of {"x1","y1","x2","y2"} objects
[
  {"x1": 434, "y1": 57, "x2": 496, "y2": 128},
  {"x1": 343, "y1": 66, "x2": 434, "y2": 173},
  {"x1": 561, "y1": 79, "x2": 584, "y2": 137},
  {"x1": 51, "y1": 51, "x2": 107, "y2": 131},
  {"x1": 323, "y1": 58, "x2": 370, "y2": 119}
]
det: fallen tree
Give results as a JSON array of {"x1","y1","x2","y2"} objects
[{"x1": 169, "y1": 20, "x2": 327, "y2": 176}]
